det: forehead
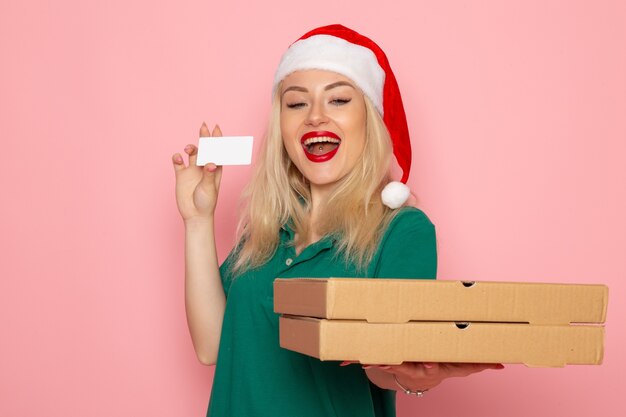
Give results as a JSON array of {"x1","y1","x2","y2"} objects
[{"x1": 281, "y1": 69, "x2": 356, "y2": 91}]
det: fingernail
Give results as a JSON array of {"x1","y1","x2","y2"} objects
[
  {"x1": 340, "y1": 361, "x2": 350, "y2": 367},
  {"x1": 175, "y1": 156, "x2": 182, "y2": 162},
  {"x1": 423, "y1": 363, "x2": 434, "y2": 369},
  {"x1": 200, "y1": 123, "x2": 210, "y2": 136},
  {"x1": 362, "y1": 365, "x2": 372, "y2": 369},
  {"x1": 496, "y1": 364, "x2": 505, "y2": 369},
  {"x1": 184, "y1": 145, "x2": 191, "y2": 151},
  {"x1": 206, "y1": 163, "x2": 216, "y2": 172}
]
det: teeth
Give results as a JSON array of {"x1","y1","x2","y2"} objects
[{"x1": 303, "y1": 136, "x2": 341, "y2": 146}]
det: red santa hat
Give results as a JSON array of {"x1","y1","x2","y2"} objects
[{"x1": 273, "y1": 24, "x2": 412, "y2": 209}]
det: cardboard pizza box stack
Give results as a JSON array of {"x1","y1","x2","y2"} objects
[{"x1": 273, "y1": 278, "x2": 608, "y2": 367}]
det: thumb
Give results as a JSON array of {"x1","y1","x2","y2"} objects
[{"x1": 199, "y1": 163, "x2": 219, "y2": 190}]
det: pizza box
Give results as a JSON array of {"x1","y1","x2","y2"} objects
[
  {"x1": 279, "y1": 315, "x2": 605, "y2": 367},
  {"x1": 274, "y1": 278, "x2": 608, "y2": 325}
]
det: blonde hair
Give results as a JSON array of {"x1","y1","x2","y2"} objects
[{"x1": 231, "y1": 85, "x2": 401, "y2": 274}]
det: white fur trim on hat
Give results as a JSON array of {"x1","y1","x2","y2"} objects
[
  {"x1": 381, "y1": 181, "x2": 411, "y2": 209},
  {"x1": 273, "y1": 35, "x2": 386, "y2": 115}
]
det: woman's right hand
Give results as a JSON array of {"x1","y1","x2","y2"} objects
[{"x1": 172, "y1": 122, "x2": 223, "y2": 223}]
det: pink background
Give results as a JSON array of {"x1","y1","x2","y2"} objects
[{"x1": 1, "y1": 0, "x2": 624, "y2": 416}]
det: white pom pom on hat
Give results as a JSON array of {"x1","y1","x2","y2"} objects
[
  {"x1": 273, "y1": 24, "x2": 413, "y2": 209},
  {"x1": 381, "y1": 181, "x2": 411, "y2": 209}
]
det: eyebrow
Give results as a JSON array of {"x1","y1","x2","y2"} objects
[{"x1": 282, "y1": 81, "x2": 356, "y2": 96}]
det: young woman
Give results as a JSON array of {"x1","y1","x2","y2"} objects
[{"x1": 172, "y1": 24, "x2": 502, "y2": 417}]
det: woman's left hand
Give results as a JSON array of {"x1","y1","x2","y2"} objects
[{"x1": 342, "y1": 361, "x2": 504, "y2": 391}]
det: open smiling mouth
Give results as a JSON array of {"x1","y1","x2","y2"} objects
[{"x1": 301, "y1": 131, "x2": 341, "y2": 163}]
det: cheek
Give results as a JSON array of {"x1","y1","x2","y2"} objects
[
  {"x1": 280, "y1": 115, "x2": 304, "y2": 154},
  {"x1": 280, "y1": 115, "x2": 299, "y2": 142},
  {"x1": 341, "y1": 104, "x2": 367, "y2": 149},
  {"x1": 279, "y1": 118, "x2": 288, "y2": 138},
  {"x1": 346, "y1": 121, "x2": 367, "y2": 154},
  {"x1": 280, "y1": 131, "x2": 301, "y2": 163},
  {"x1": 283, "y1": 139, "x2": 299, "y2": 158}
]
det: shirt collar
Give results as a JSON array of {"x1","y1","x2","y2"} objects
[{"x1": 280, "y1": 221, "x2": 337, "y2": 248}]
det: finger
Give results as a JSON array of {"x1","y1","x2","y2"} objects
[
  {"x1": 204, "y1": 163, "x2": 218, "y2": 174},
  {"x1": 381, "y1": 362, "x2": 441, "y2": 382},
  {"x1": 185, "y1": 144, "x2": 198, "y2": 167},
  {"x1": 421, "y1": 362, "x2": 440, "y2": 377},
  {"x1": 194, "y1": 121, "x2": 212, "y2": 170},
  {"x1": 172, "y1": 153, "x2": 185, "y2": 171},
  {"x1": 372, "y1": 363, "x2": 415, "y2": 376},
  {"x1": 361, "y1": 365, "x2": 391, "y2": 372},
  {"x1": 200, "y1": 122, "x2": 211, "y2": 137},
  {"x1": 197, "y1": 162, "x2": 218, "y2": 194},
  {"x1": 208, "y1": 124, "x2": 224, "y2": 187},
  {"x1": 447, "y1": 362, "x2": 496, "y2": 377}
]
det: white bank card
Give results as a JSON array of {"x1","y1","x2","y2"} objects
[{"x1": 196, "y1": 136, "x2": 253, "y2": 166}]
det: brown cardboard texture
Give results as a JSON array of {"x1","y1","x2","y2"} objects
[
  {"x1": 279, "y1": 316, "x2": 605, "y2": 367},
  {"x1": 274, "y1": 278, "x2": 608, "y2": 325}
]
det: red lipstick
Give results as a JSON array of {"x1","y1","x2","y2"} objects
[{"x1": 300, "y1": 131, "x2": 341, "y2": 163}]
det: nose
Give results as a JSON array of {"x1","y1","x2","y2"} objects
[{"x1": 304, "y1": 100, "x2": 328, "y2": 127}]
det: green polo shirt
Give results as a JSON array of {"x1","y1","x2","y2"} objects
[{"x1": 207, "y1": 207, "x2": 437, "y2": 417}]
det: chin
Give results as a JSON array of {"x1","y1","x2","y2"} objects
[{"x1": 304, "y1": 172, "x2": 343, "y2": 187}]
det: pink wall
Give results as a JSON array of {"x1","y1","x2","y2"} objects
[{"x1": 1, "y1": 1, "x2": 624, "y2": 416}]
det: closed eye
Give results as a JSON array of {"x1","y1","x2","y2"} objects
[
  {"x1": 331, "y1": 98, "x2": 351, "y2": 105},
  {"x1": 286, "y1": 102, "x2": 306, "y2": 109}
]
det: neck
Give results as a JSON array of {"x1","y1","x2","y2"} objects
[
  {"x1": 304, "y1": 182, "x2": 337, "y2": 242},
  {"x1": 309, "y1": 182, "x2": 336, "y2": 223}
]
